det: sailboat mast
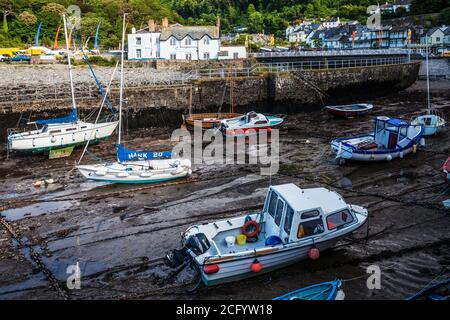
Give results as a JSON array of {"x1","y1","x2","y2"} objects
[
  {"x1": 118, "y1": 13, "x2": 126, "y2": 145},
  {"x1": 425, "y1": 34, "x2": 431, "y2": 114},
  {"x1": 63, "y1": 15, "x2": 77, "y2": 111}
]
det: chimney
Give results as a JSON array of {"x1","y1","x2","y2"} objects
[
  {"x1": 162, "y1": 18, "x2": 169, "y2": 28},
  {"x1": 216, "y1": 16, "x2": 221, "y2": 36},
  {"x1": 148, "y1": 19, "x2": 156, "y2": 32}
]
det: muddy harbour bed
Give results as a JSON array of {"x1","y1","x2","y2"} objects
[{"x1": 0, "y1": 80, "x2": 449, "y2": 300}]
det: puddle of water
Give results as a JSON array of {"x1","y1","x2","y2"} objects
[{"x1": 1, "y1": 200, "x2": 78, "y2": 221}]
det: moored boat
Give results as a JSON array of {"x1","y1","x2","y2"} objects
[
  {"x1": 6, "y1": 15, "x2": 118, "y2": 155},
  {"x1": 273, "y1": 280, "x2": 345, "y2": 300},
  {"x1": 331, "y1": 116, "x2": 424, "y2": 162},
  {"x1": 165, "y1": 183, "x2": 368, "y2": 286},
  {"x1": 76, "y1": 14, "x2": 192, "y2": 184},
  {"x1": 184, "y1": 113, "x2": 242, "y2": 130},
  {"x1": 219, "y1": 111, "x2": 284, "y2": 137},
  {"x1": 324, "y1": 104, "x2": 373, "y2": 118}
]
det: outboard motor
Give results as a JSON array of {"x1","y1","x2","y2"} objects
[{"x1": 165, "y1": 233, "x2": 211, "y2": 268}]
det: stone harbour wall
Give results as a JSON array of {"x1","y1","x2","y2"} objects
[{"x1": 0, "y1": 62, "x2": 421, "y2": 138}]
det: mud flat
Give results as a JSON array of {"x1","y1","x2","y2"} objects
[{"x1": 0, "y1": 80, "x2": 449, "y2": 300}]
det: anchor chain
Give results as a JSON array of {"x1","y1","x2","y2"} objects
[{"x1": 0, "y1": 216, "x2": 69, "y2": 300}]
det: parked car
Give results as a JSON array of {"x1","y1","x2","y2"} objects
[
  {"x1": 0, "y1": 54, "x2": 8, "y2": 62},
  {"x1": 10, "y1": 54, "x2": 31, "y2": 62}
]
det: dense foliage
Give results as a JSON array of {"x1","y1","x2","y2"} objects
[{"x1": 0, "y1": 0, "x2": 449, "y2": 48}]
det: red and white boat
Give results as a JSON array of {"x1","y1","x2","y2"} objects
[
  {"x1": 442, "y1": 156, "x2": 450, "y2": 184},
  {"x1": 324, "y1": 104, "x2": 373, "y2": 118}
]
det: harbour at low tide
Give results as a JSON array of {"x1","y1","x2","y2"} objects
[{"x1": 0, "y1": 79, "x2": 448, "y2": 300}]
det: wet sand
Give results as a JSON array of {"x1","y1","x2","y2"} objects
[{"x1": 0, "y1": 80, "x2": 449, "y2": 300}]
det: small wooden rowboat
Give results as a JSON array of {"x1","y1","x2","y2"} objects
[
  {"x1": 273, "y1": 280, "x2": 345, "y2": 300},
  {"x1": 324, "y1": 104, "x2": 373, "y2": 118},
  {"x1": 441, "y1": 156, "x2": 450, "y2": 184},
  {"x1": 183, "y1": 113, "x2": 242, "y2": 130}
]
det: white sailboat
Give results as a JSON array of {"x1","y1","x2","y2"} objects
[
  {"x1": 411, "y1": 35, "x2": 445, "y2": 136},
  {"x1": 7, "y1": 14, "x2": 118, "y2": 154},
  {"x1": 76, "y1": 14, "x2": 192, "y2": 184}
]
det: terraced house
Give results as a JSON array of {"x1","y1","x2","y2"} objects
[{"x1": 128, "y1": 18, "x2": 246, "y2": 61}]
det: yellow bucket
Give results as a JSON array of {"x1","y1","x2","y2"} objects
[{"x1": 236, "y1": 234, "x2": 247, "y2": 245}]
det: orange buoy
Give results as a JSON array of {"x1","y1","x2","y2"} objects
[
  {"x1": 308, "y1": 247, "x2": 320, "y2": 260},
  {"x1": 251, "y1": 259, "x2": 263, "y2": 273}
]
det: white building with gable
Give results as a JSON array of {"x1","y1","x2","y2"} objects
[{"x1": 128, "y1": 18, "x2": 246, "y2": 61}]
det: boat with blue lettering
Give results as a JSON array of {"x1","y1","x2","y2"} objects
[
  {"x1": 331, "y1": 116, "x2": 424, "y2": 163},
  {"x1": 76, "y1": 14, "x2": 191, "y2": 184},
  {"x1": 165, "y1": 183, "x2": 368, "y2": 286},
  {"x1": 273, "y1": 280, "x2": 345, "y2": 300}
]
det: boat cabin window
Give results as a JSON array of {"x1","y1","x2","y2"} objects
[
  {"x1": 66, "y1": 128, "x2": 76, "y2": 132},
  {"x1": 81, "y1": 126, "x2": 87, "y2": 129},
  {"x1": 399, "y1": 127, "x2": 407, "y2": 141},
  {"x1": 274, "y1": 199, "x2": 284, "y2": 226},
  {"x1": 284, "y1": 206, "x2": 295, "y2": 234},
  {"x1": 301, "y1": 210, "x2": 320, "y2": 220},
  {"x1": 49, "y1": 129, "x2": 61, "y2": 134},
  {"x1": 255, "y1": 120, "x2": 268, "y2": 125},
  {"x1": 376, "y1": 120, "x2": 386, "y2": 134},
  {"x1": 326, "y1": 209, "x2": 354, "y2": 230},
  {"x1": 267, "y1": 191, "x2": 278, "y2": 218},
  {"x1": 297, "y1": 218, "x2": 324, "y2": 239},
  {"x1": 424, "y1": 117, "x2": 432, "y2": 126}
]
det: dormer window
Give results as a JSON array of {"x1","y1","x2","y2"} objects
[
  {"x1": 203, "y1": 37, "x2": 210, "y2": 45},
  {"x1": 185, "y1": 37, "x2": 192, "y2": 46},
  {"x1": 170, "y1": 37, "x2": 176, "y2": 46}
]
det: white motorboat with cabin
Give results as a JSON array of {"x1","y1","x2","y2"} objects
[
  {"x1": 76, "y1": 14, "x2": 192, "y2": 184},
  {"x1": 165, "y1": 183, "x2": 368, "y2": 286},
  {"x1": 6, "y1": 15, "x2": 118, "y2": 154},
  {"x1": 331, "y1": 116, "x2": 424, "y2": 162}
]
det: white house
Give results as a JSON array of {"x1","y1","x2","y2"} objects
[
  {"x1": 421, "y1": 27, "x2": 447, "y2": 46},
  {"x1": 128, "y1": 18, "x2": 246, "y2": 61}
]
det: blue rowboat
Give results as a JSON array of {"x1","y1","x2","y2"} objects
[
  {"x1": 406, "y1": 278, "x2": 450, "y2": 300},
  {"x1": 273, "y1": 280, "x2": 344, "y2": 300}
]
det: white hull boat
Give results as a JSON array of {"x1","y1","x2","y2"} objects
[
  {"x1": 76, "y1": 14, "x2": 192, "y2": 185},
  {"x1": 219, "y1": 111, "x2": 284, "y2": 137},
  {"x1": 7, "y1": 15, "x2": 118, "y2": 154},
  {"x1": 411, "y1": 114, "x2": 445, "y2": 136},
  {"x1": 77, "y1": 158, "x2": 192, "y2": 184},
  {"x1": 8, "y1": 119, "x2": 118, "y2": 152},
  {"x1": 166, "y1": 183, "x2": 368, "y2": 286},
  {"x1": 331, "y1": 116, "x2": 424, "y2": 162}
]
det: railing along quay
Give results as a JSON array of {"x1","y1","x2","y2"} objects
[
  {"x1": 251, "y1": 48, "x2": 412, "y2": 58},
  {"x1": 0, "y1": 56, "x2": 412, "y2": 105}
]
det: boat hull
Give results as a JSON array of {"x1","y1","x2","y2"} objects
[
  {"x1": 273, "y1": 280, "x2": 343, "y2": 300},
  {"x1": 185, "y1": 113, "x2": 242, "y2": 130},
  {"x1": 331, "y1": 139, "x2": 416, "y2": 161},
  {"x1": 8, "y1": 121, "x2": 118, "y2": 152},
  {"x1": 77, "y1": 159, "x2": 192, "y2": 184},
  {"x1": 200, "y1": 238, "x2": 339, "y2": 286},
  {"x1": 325, "y1": 104, "x2": 373, "y2": 118}
]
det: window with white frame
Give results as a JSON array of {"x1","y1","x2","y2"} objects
[
  {"x1": 185, "y1": 37, "x2": 192, "y2": 46},
  {"x1": 185, "y1": 53, "x2": 192, "y2": 60},
  {"x1": 170, "y1": 53, "x2": 176, "y2": 60},
  {"x1": 233, "y1": 52, "x2": 239, "y2": 59},
  {"x1": 203, "y1": 52, "x2": 210, "y2": 60},
  {"x1": 203, "y1": 37, "x2": 210, "y2": 45},
  {"x1": 136, "y1": 37, "x2": 141, "y2": 45},
  {"x1": 136, "y1": 49, "x2": 142, "y2": 58},
  {"x1": 170, "y1": 37, "x2": 176, "y2": 46}
]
